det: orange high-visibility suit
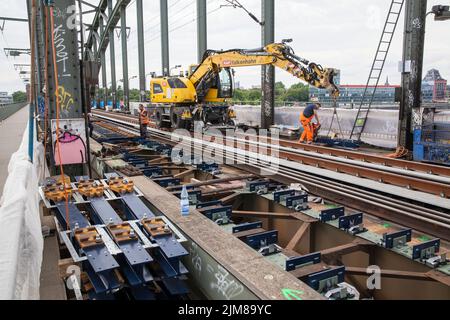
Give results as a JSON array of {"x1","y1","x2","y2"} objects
[
  {"x1": 139, "y1": 108, "x2": 150, "y2": 138},
  {"x1": 300, "y1": 113, "x2": 315, "y2": 143}
]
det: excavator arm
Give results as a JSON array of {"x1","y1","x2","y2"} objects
[{"x1": 189, "y1": 40, "x2": 340, "y2": 101}]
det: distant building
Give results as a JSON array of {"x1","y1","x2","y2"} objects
[
  {"x1": 421, "y1": 69, "x2": 447, "y2": 102},
  {"x1": 309, "y1": 69, "x2": 449, "y2": 105},
  {"x1": 310, "y1": 77, "x2": 399, "y2": 105},
  {"x1": 0, "y1": 92, "x2": 14, "y2": 106}
]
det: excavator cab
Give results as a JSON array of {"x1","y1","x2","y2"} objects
[
  {"x1": 203, "y1": 68, "x2": 234, "y2": 102},
  {"x1": 150, "y1": 77, "x2": 197, "y2": 104}
]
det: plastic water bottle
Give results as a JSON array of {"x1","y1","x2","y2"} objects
[{"x1": 180, "y1": 185, "x2": 190, "y2": 216}]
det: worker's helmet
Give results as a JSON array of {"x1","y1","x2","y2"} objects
[{"x1": 310, "y1": 97, "x2": 320, "y2": 103}]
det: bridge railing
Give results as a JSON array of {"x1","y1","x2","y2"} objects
[{"x1": 0, "y1": 102, "x2": 28, "y2": 122}]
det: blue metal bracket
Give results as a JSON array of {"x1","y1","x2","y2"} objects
[
  {"x1": 55, "y1": 202, "x2": 90, "y2": 230},
  {"x1": 319, "y1": 207, "x2": 345, "y2": 223},
  {"x1": 142, "y1": 167, "x2": 163, "y2": 178},
  {"x1": 196, "y1": 200, "x2": 223, "y2": 209},
  {"x1": 382, "y1": 229, "x2": 412, "y2": 249},
  {"x1": 339, "y1": 213, "x2": 364, "y2": 230},
  {"x1": 307, "y1": 266, "x2": 346, "y2": 292},
  {"x1": 246, "y1": 180, "x2": 269, "y2": 194},
  {"x1": 286, "y1": 252, "x2": 321, "y2": 272},
  {"x1": 83, "y1": 245, "x2": 120, "y2": 273},
  {"x1": 83, "y1": 260, "x2": 122, "y2": 294},
  {"x1": 196, "y1": 163, "x2": 220, "y2": 173},
  {"x1": 273, "y1": 189, "x2": 295, "y2": 203},
  {"x1": 90, "y1": 198, "x2": 123, "y2": 225},
  {"x1": 232, "y1": 221, "x2": 263, "y2": 234},
  {"x1": 286, "y1": 194, "x2": 309, "y2": 211},
  {"x1": 198, "y1": 205, "x2": 232, "y2": 224},
  {"x1": 412, "y1": 239, "x2": 440, "y2": 260},
  {"x1": 153, "y1": 177, "x2": 181, "y2": 188},
  {"x1": 121, "y1": 194, "x2": 156, "y2": 220},
  {"x1": 172, "y1": 189, "x2": 202, "y2": 205},
  {"x1": 245, "y1": 230, "x2": 278, "y2": 250}
]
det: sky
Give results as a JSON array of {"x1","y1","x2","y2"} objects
[{"x1": 0, "y1": 0, "x2": 449, "y2": 93}]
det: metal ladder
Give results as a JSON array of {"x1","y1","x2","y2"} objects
[{"x1": 349, "y1": 0, "x2": 405, "y2": 141}]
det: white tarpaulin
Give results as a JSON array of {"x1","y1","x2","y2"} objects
[{"x1": 0, "y1": 122, "x2": 44, "y2": 299}]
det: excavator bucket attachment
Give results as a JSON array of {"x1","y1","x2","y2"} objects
[{"x1": 322, "y1": 68, "x2": 340, "y2": 99}]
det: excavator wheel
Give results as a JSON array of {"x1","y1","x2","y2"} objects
[
  {"x1": 171, "y1": 111, "x2": 188, "y2": 130},
  {"x1": 155, "y1": 109, "x2": 165, "y2": 128}
]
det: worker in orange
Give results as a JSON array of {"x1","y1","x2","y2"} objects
[
  {"x1": 299, "y1": 97, "x2": 321, "y2": 144},
  {"x1": 138, "y1": 104, "x2": 150, "y2": 138}
]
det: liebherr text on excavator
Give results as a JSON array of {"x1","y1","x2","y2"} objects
[{"x1": 149, "y1": 39, "x2": 340, "y2": 129}]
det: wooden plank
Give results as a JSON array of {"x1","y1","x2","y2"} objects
[
  {"x1": 345, "y1": 267, "x2": 432, "y2": 282},
  {"x1": 320, "y1": 239, "x2": 373, "y2": 263},
  {"x1": 233, "y1": 210, "x2": 293, "y2": 219},
  {"x1": 286, "y1": 222, "x2": 311, "y2": 251},
  {"x1": 220, "y1": 192, "x2": 242, "y2": 205},
  {"x1": 425, "y1": 270, "x2": 450, "y2": 286},
  {"x1": 132, "y1": 176, "x2": 323, "y2": 300},
  {"x1": 173, "y1": 168, "x2": 196, "y2": 179}
]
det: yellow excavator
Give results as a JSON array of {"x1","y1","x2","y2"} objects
[{"x1": 149, "y1": 39, "x2": 340, "y2": 129}]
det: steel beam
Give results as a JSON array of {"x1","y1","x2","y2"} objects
[
  {"x1": 100, "y1": 16, "x2": 107, "y2": 107},
  {"x1": 197, "y1": 0, "x2": 207, "y2": 63},
  {"x1": 136, "y1": 0, "x2": 146, "y2": 102},
  {"x1": 160, "y1": 0, "x2": 170, "y2": 76},
  {"x1": 120, "y1": 6, "x2": 129, "y2": 110},
  {"x1": 261, "y1": 0, "x2": 275, "y2": 129},
  {"x1": 0, "y1": 16, "x2": 28, "y2": 22},
  {"x1": 46, "y1": 0, "x2": 83, "y2": 119},
  {"x1": 108, "y1": 0, "x2": 117, "y2": 109},
  {"x1": 398, "y1": 0, "x2": 427, "y2": 150}
]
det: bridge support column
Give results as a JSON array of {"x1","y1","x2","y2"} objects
[
  {"x1": 197, "y1": 0, "x2": 207, "y2": 63},
  {"x1": 99, "y1": 16, "x2": 107, "y2": 108},
  {"x1": 261, "y1": 0, "x2": 275, "y2": 130},
  {"x1": 108, "y1": 0, "x2": 117, "y2": 109},
  {"x1": 120, "y1": 6, "x2": 129, "y2": 111},
  {"x1": 160, "y1": 0, "x2": 170, "y2": 76},
  {"x1": 398, "y1": 0, "x2": 427, "y2": 151},
  {"x1": 136, "y1": 0, "x2": 146, "y2": 102}
]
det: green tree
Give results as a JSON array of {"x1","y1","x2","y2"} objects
[
  {"x1": 282, "y1": 83, "x2": 309, "y2": 102},
  {"x1": 275, "y1": 81, "x2": 287, "y2": 103},
  {"x1": 12, "y1": 91, "x2": 27, "y2": 103}
]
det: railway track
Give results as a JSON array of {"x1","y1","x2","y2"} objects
[
  {"x1": 92, "y1": 110, "x2": 450, "y2": 198},
  {"x1": 91, "y1": 110, "x2": 450, "y2": 240}
]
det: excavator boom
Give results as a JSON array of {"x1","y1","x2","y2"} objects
[{"x1": 189, "y1": 40, "x2": 340, "y2": 100}]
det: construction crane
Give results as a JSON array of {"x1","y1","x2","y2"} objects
[{"x1": 149, "y1": 39, "x2": 340, "y2": 129}]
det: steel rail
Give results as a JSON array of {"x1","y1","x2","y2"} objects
[
  {"x1": 92, "y1": 114, "x2": 450, "y2": 240},
  {"x1": 91, "y1": 110, "x2": 450, "y2": 181},
  {"x1": 91, "y1": 111, "x2": 450, "y2": 199},
  {"x1": 152, "y1": 129, "x2": 450, "y2": 241}
]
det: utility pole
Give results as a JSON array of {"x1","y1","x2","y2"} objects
[
  {"x1": 160, "y1": 0, "x2": 170, "y2": 76},
  {"x1": 261, "y1": 0, "x2": 275, "y2": 129},
  {"x1": 398, "y1": 0, "x2": 427, "y2": 151},
  {"x1": 197, "y1": 0, "x2": 207, "y2": 63}
]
